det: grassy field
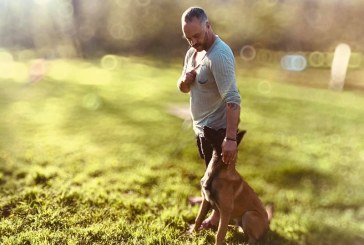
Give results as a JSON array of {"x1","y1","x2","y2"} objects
[{"x1": 0, "y1": 56, "x2": 363, "y2": 244}]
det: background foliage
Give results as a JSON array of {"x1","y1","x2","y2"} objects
[{"x1": 1, "y1": 0, "x2": 364, "y2": 58}]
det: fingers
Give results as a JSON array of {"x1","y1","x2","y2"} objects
[
  {"x1": 185, "y1": 70, "x2": 197, "y2": 82},
  {"x1": 186, "y1": 71, "x2": 196, "y2": 80},
  {"x1": 222, "y1": 151, "x2": 237, "y2": 165},
  {"x1": 222, "y1": 140, "x2": 237, "y2": 165},
  {"x1": 184, "y1": 65, "x2": 200, "y2": 83}
]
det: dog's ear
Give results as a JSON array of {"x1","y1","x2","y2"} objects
[
  {"x1": 203, "y1": 126, "x2": 223, "y2": 150},
  {"x1": 237, "y1": 130, "x2": 246, "y2": 146}
]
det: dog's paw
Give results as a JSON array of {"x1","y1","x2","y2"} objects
[{"x1": 186, "y1": 224, "x2": 197, "y2": 234}]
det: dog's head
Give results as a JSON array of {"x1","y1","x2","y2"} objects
[{"x1": 203, "y1": 126, "x2": 246, "y2": 155}]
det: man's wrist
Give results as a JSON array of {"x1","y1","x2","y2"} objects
[{"x1": 225, "y1": 137, "x2": 237, "y2": 142}]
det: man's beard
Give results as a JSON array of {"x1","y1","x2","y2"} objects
[
  {"x1": 193, "y1": 31, "x2": 208, "y2": 51},
  {"x1": 193, "y1": 44, "x2": 204, "y2": 51}
]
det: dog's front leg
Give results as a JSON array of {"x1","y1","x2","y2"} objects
[
  {"x1": 215, "y1": 207, "x2": 231, "y2": 245},
  {"x1": 215, "y1": 190, "x2": 234, "y2": 245},
  {"x1": 193, "y1": 198, "x2": 211, "y2": 231}
]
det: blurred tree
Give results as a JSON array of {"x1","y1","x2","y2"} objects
[{"x1": 0, "y1": 0, "x2": 363, "y2": 57}]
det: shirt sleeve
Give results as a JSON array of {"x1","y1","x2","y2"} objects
[{"x1": 210, "y1": 51, "x2": 241, "y2": 105}]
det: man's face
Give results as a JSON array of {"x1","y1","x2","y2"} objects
[{"x1": 183, "y1": 17, "x2": 208, "y2": 52}]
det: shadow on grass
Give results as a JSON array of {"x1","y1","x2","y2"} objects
[
  {"x1": 225, "y1": 223, "x2": 364, "y2": 245},
  {"x1": 223, "y1": 227, "x2": 298, "y2": 245},
  {"x1": 265, "y1": 162, "x2": 333, "y2": 189},
  {"x1": 306, "y1": 223, "x2": 364, "y2": 245}
]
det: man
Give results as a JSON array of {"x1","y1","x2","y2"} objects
[{"x1": 177, "y1": 7, "x2": 241, "y2": 229}]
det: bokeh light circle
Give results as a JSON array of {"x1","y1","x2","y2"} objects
[
  {"x1": 239, "y1": 45, "x2": 256, "y2": 61},
  {"x1": 101, "y1": 55, "x2": 119, "y2": 70},
  {"x1": 257, "y1": 80, "x2": 272, "y2": 95},
  {"x1": 308, "y1": 52, "x2": 325, "y2": 68},
  {"x1": 280, "y1": 55, "x2": 307, "y2": 71}
]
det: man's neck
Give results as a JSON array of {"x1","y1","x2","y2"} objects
[{"x1": 205, "y1": 33, "x2": 217, "y2": 51}]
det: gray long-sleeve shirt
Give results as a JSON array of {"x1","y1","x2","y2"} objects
[{"x1": 181, "y1": 37, "x2": 241, "y2": 136}]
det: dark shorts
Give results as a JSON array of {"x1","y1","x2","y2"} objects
[{"x1": 196, "y1": 128, "x2": 226, "y2": 167}]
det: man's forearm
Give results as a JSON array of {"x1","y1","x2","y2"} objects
[{"x1": 226, "y1": 103, "x2": 240, "y2": 139}]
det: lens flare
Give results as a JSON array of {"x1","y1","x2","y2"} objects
[
  {"x1": 257, "y1": 80, "x2": 272, "y2": 95},
  {"x1": 101, "y1": 55, "x2": 119, "y2": 70},
  {"x1": 239, "y1": 45, "x2": 256, "y2": 61},
  {"x1": 280, "y1": 55, "x2": 307, "y2": 72},
  {"x1": 308, "y1": 52, "x2": 325, "y2": 68}
]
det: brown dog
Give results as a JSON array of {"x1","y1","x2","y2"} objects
[{"x1": 191, "y1": 126, "x2": 273, "y2": 245}]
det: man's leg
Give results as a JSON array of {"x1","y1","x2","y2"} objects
[{"x1": 198, "y1": 136, "x2": 213, "y2": 167}]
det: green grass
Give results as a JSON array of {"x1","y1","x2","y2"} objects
[{"x1": 0, "y1": 56, "x2": 363, "y2": 244}]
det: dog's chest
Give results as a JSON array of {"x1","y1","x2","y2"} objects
[
  {"x1": 201, "y1": 181, "x2": 214, "y2": 203},
  {"x1": 200, "y1": 164, "x2": 221, "y2": 205}
]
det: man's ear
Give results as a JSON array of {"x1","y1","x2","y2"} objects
[{"x1": 237, "y1": 130, "x2": 246, "y2": 146}]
